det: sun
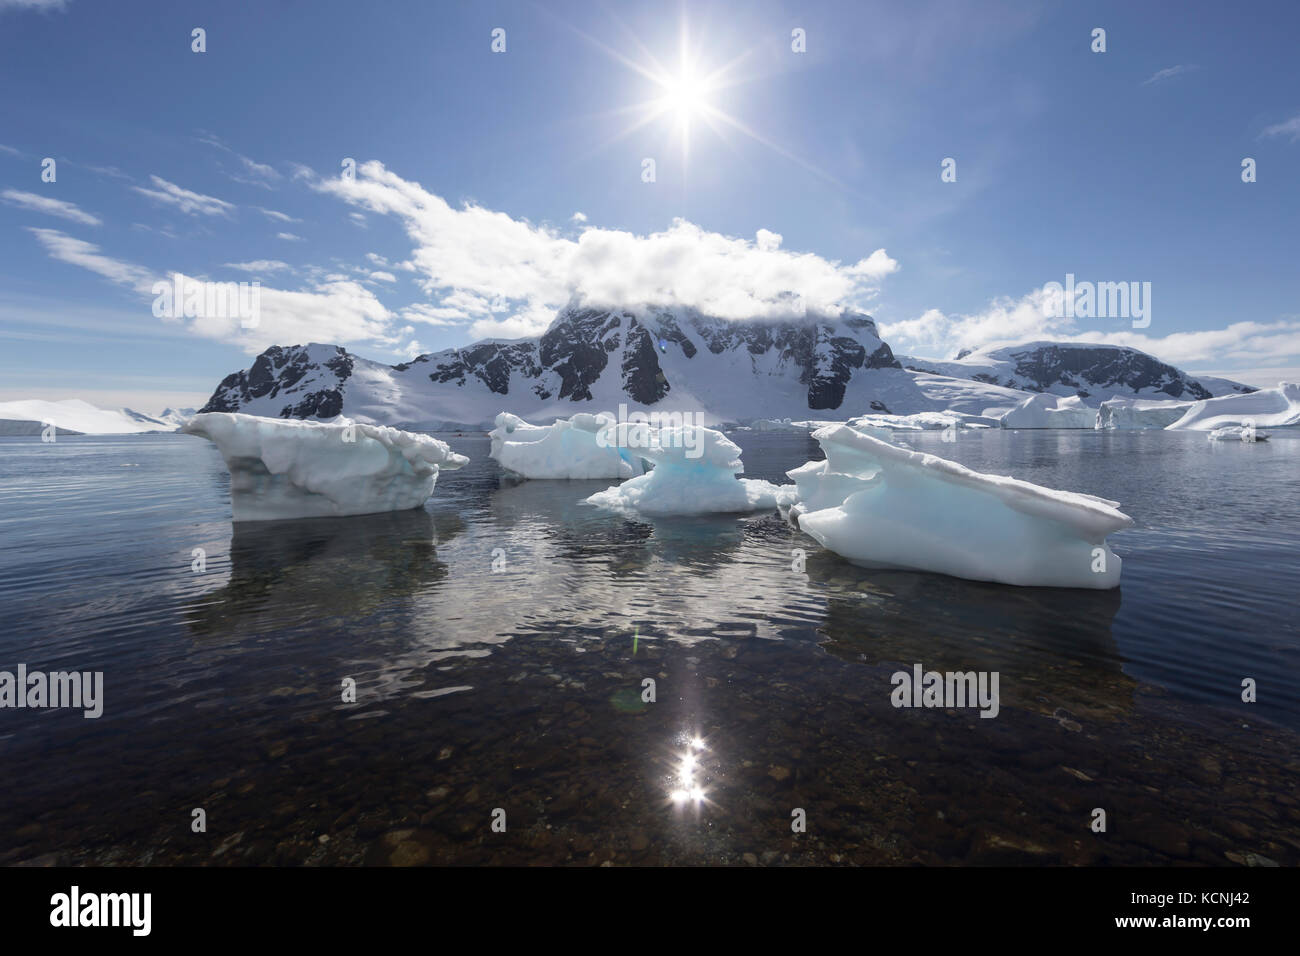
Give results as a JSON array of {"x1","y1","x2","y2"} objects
[
  {"x1": 565, "y1": 15, "x2": 844, "y2": 186},
  {"x1": 658, "y1": 70, "x2": 711, "y2": 128}
]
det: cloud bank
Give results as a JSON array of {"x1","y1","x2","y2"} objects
[{"x1": 311, "y1": 161, "x2": 899, "y2": 339}]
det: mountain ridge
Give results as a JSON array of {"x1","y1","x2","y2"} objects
[{"x1": 198, "y1": 304, "x2": 1252, "y2": 427}]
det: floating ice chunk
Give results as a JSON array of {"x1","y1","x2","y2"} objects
[
  {"x1": 1166, "y1": 382, "x2": 1300, "y2": 431},
  {"x1": 849, "y1": 411, "x2": 996, "y2": 433},
  {"x1": 584, "y1": 424, "x2": 789, "y2": 516},
  {"x1": 1207, "y1": 425, "x2": 1269, "y2": 442},
  {"x1": 489, "y1": 412, "x2": 644, "y2": 479},
  {"x1": 999, "y1": 393, "x2": 1097, "y2": 429},
  {"x1": 184, "y1": 412, "x2": 467, "y2": 521},
  {"x1": 1095, "y1": 397, "x2": 1196, "y2": 430},
  {"x1": 789, "y1": 425, "x2": 1133, "y2": 588},
  {"x1": 748, "y1": 417, "x2": 817, "y2": 432}
]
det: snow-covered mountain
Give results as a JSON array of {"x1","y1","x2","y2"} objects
[
  {"x1": 898, "y1": 341, "x2": 1252, "y2": 404},
  {"x1": 199, "y1": 307, "x2": 1254, "y2": 428},
  {"x1": 200, "y1": 305, "x2": 1029, "y2": 427},
  {"x1": 156, "y1": 407, "x2": 197, "y2": 428},
  {"x1": 0, "y1": 399, "x2": 179, "y2": 435}
]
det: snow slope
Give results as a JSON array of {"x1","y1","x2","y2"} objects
[
  {"x1": 789, "y1": 424, "x2": 1133, "y2": 588},
  {"x1": 0, "y1": 399, "x2": 174, "y2": 435}
]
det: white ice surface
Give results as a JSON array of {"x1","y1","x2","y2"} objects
[
  {"x1": 1166, "y1": 382, "x2": 1300, "y2": 431},
  {"x1": 1207, "y1": 425, "x2": 1269, "y2": 442},
  {"x1": 584, "y1": 424, "x2": 789, "y2": 516},
  {"x1": 184, "y1": 412, "x2": 468, "y2": 521},
  {"x1": 999, "y1": 393, "x2": 1097, "y2": 429},
  {"x1": 0, "y1": 399, "x2": 174, "y2": 434},
  {"x1": 789, "y1": 424, "x2": 1133, "y2": 588},
  {"x1": 1095, "y1": 397, "x2": 1196, "y2": 430},
  {"x1": 488, "y1": 412, "x2": 644, "y2": 479}
]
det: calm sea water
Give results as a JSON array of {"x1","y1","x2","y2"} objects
[{"x1": 1, "y1": 428, "x2": 1297, "y2": 866}]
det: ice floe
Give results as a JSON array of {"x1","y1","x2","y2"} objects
[
  {"x1": 787, "y1": 424, "x2": 1133, "y2": 588},
  {"x1": 489, "y1": 412, "x2": 645, "y2": 479},
  {"x1": 1207, "y1": 425, "x2": 1269, "y2": 442},
  {"x1": 184, "y1": 412, "x2": 467, "y2": 521},
  {"x1": 584, "y1": 424, "x2": 790, "y2": 516}
]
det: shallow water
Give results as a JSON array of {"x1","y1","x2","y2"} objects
[{"x1": 1, "y1": 428, "x2": 1297, "y2": 865}]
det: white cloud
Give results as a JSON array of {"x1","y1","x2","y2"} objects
[
  {"x1": 189, "y1": 277, "x2": 393, "y2": 354},
  {"x1": 882, "y1": 286, "x2": 1300, "y2": 374},
  {"x1": 400, "y1": 339, "x2": 426, "y2": 359},
  {"x1": 311, "y1": 160, "x2": 899, "y2": 338},
  {"x1": 369, "y1": 270, "x2": 396, "y2": 283},
  {"x1": 255, "y1": 206, "x2": 301, "y2": 223},
  {"x1": 881, "y1": 288, "x2": 1071, "y2": 357},
  {"x1": 277, "y1": 232, "x2": 303, "y2": 241},
  {"x1": 400, "y1": 303, "x2": 475, "y2": 327},
  {"x1": 224, "y1": 260, "x2": 292, "y2": 273},
  {"x1": 2, "y1": 189, "x2": 101, "y2": 226},
  {"x1": 1143, "y1": 64, "x2": 1197, "y2": 86},
  {"x1": 0, "y1": 0, "x2": 69, "y2": 11},
  {"x1": 132, "y1": 175, "x2": 234, "y2": 217},
  {"x1": 195, "y1": 132, "x2": 281, "y2": 188},
  {"x1": 571, "y1": 211, "x2": 587, "y2": 222},
  {"x1": 1192, "y1": 366, "x2": 1300, "y2": 389},
  {"x1": 366, "y1": 252, "x2": 389, "y2": 267},
  {"x1": 235, "y1": 155, "x2": 280, "y2": 185},
  {"x1": 26, "y1": 229, "x2": 393, "y2": 354},
  {"x1": 1261, "y1": 114, "x2": 1300, "y2": 142},
  {"x1": 29, "y1": 228, "x2": 154, "y2": 291}
]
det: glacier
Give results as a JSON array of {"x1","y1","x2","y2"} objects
[
  {"x1": 584, "y1": 424, "x2": 790, "y2": 516},
  {"x1": 183, "y1": 412, "x2": 468, "y2": 521},
  {"x1": 488, "y1": 412, "x2": 645, "y2": 479},
  {"x1": 0, "y1": 398, "x2": 176, "y2": 435},
  {"x1": 787, "y1": 424, "x2": 1133, "y2": 589},
  {"x1": 1166, "y1": 382, "x2": 1300, "y2": 431}
]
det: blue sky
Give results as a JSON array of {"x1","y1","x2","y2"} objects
[{"x1": 1, "y1": 0, "x2": 1298, "y2": 412}]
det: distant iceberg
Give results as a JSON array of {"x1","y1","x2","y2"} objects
[
  {"x1": 184, "y1": 412, "x2": 468, "y2": 521},
  {"x1": 1207, "y1": 425, "x2": 1269, "y2": 442},
  {"x1": 489, "y1": 412, "x2": 644, "y2": 479},
  {"x1": 787, "y1": 424, "x2": 1133, "y2": 589},
  {"x1": 999, "y1": 393, "x2": 1097, "y2": 429},
  {"x1": 1166, "y1": 382, "x2": 1299, "y2": 431},
  {"x1": 1095, "y1": 397, "x2": 1195, "y2": 430},
  {"x1": 585, "y1": 424, "x2": 790, "y2": 516}
]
